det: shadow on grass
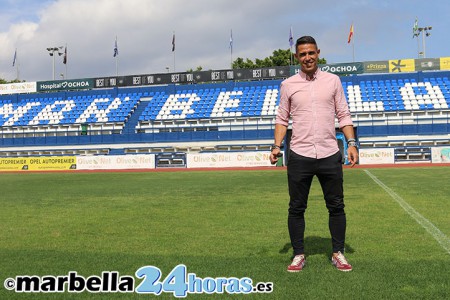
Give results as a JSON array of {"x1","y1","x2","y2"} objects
[{"x1": 279, "y1": 236, "x2": 355, "y2": 258}]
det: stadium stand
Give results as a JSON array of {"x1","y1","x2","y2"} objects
[{"x1": 1, "y1": 70, "x2": 450, "y2": 163}]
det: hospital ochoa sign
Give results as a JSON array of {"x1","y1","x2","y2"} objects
[
  {"x1": 319, "y1": 62, "x2": 364, "y2": 75},
  {"x1": 291, "y1": 62, "x2": 364, "y2": 75},
  {"x1": 37, "y1": 79, "x2": 94, "y2": 92}
]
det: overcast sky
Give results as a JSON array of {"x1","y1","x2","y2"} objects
[{"x1": 1, "y1": 0, "x2": 449, "y2": 82}]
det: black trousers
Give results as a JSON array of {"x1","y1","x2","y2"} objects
[{"x1": 287, "y1": 150, "x2": 346, "y2": 255}]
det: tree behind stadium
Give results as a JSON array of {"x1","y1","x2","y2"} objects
[{"x1": 232, "y1": 49, "x2": 327, "y2": 69}]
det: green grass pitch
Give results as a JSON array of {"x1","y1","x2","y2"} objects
[{"x1": 1, "y1": 167, "x2": 449, "y2": 299}]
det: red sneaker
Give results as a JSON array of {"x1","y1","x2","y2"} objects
[
  {"x1": 287, "y1": 254, "x2": 305, "y2": 272},
  {"x1": 331, "y1": 251, "x2": 352, "y2": 272}
]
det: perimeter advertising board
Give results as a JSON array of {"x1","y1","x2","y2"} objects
[
  {"x1": 187, "y1": 151, "x2": 274, "y2": 168},
  {"x1": 389, "y1": 59, "x2": 415, "y2": 73},
  {"x1": 415, "y1": 58, "x2": 440, "y2": 71},
  {"x1": 320, "y1": 62, "x2": 364, "y2": 75},
  {"x1": 0, "y1": 82, "x2": 37, "y2": 95},
  {"x1": 358, "y1": 148, "x2": 395, "y2": 165},
  {"x1": 439, "y1": 57, "x2": 450, "y2": 70},
  {"x1": 291, "y1": 62, "x2": 363, "y2": 76},
  {"x1": 364, "y1": 61, "x2": 390, "y2": 73},
  {"x1": 93, "y1": 66, "x2": 290, "y2": 88},
  {"x1": 431, "y1": 147, "x2": 450, "y2": 163},
  {"x1": 37, "y1": 79, "x2": 94, "y2": 92},
  {"x1": 0, "y1": 156, "x2": 76, "y2": 171},
  {"x1": 76, "y1": 154, "x2": 155, "y2": 170}
]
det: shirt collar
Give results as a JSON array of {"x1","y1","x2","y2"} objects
[{"x1": 299, "y1": 68, "x2": 320, "y2": 81}]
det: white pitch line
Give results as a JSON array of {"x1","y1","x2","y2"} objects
[{"x1": 364, "y1": 169, "x2": 450, "y2": 255}]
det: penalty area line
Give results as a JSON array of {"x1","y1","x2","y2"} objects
[{"x1": 364, "y1": 169, "x2": 450, "y2": 255}]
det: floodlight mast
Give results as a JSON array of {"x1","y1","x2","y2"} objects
[
  {"x1": 413, "y1": 24, "x2": 432, "y2": 58},
  {"x1": 46, "y1": 46, "x2": 64, "y2": 80}
]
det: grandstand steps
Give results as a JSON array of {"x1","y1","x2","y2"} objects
[{"x1": 121, "y1": 99, "x2": 148, "y2": 134}]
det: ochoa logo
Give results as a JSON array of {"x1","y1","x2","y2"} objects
[
  {"x1": 321, "y1": 65, "x2": 358, "y2": 73},
  {"x1": 61, "y1": 81, "x2": 91, "y2": 88}
]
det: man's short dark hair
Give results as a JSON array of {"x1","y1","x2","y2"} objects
[{"x1": 295, "y1": 36, "x2": 317, "y2": 48}]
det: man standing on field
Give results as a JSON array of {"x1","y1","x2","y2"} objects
[{"x1": 269, "y1": 36, "x2": 358, "y2": 272}]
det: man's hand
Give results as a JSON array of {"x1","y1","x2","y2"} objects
[
  {"x1": 270, "y1": 149, "x2": 281, "y2": 164},
  {"x1": 347, "y1": 146, "x2": 359, "y2": 167}
]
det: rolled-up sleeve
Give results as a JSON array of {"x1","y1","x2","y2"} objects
[
  {"x1": 275, "y1": 82, "x2": 290, "y2": 127},
  {"x1": 334, "y1": 79, "x2": 353, "y2": 129}
]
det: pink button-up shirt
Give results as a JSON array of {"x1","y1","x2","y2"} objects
[{"x1": 275, "y1": 69, "x2": 353, "y2": 159}]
